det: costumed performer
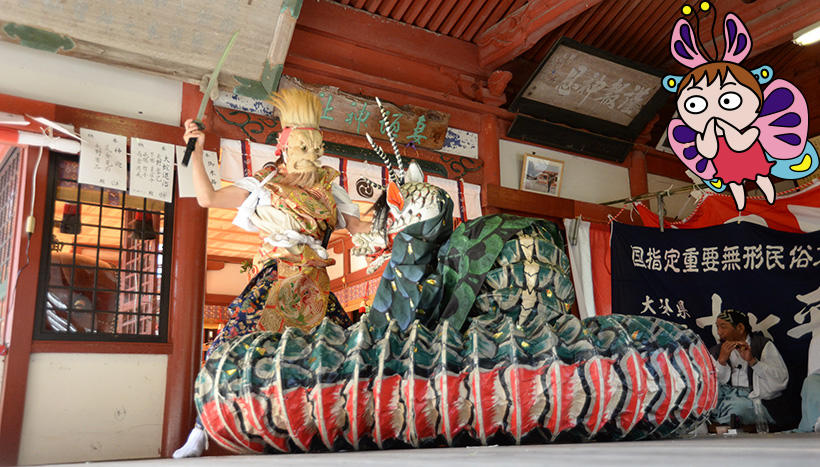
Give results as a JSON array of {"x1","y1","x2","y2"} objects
[
  {"x1": 173, "y1": 88, "x2": 371, "y2": 458},
  {"x1": 710, "y1": 308, "x2": 789, "y2": 429}
]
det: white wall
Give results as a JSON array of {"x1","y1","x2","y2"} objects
[
  {"x1": 0, "y1": 43, "x2": 182, "y2": 465},
  {"x1": 18, "y1": 353, "x2": 167, "y2": 465},
  {"x1": 0, "y1": 42, "x2": 181, "y2": 126},
  {"x1": 499, "y1": 139, "x2": 630, "y2": 204},
  {"x1": 206, "y1": 263, "x2": 247, "y2": 296}
]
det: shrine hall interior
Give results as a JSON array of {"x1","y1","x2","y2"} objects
[{"x1": 0, "y1": 1, "x2": 819, "y2": 465}]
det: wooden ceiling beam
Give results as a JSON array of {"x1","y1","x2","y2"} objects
[
  {"x1": 428, "y1": 0, "x2": 459, "y2": 31},
  {"x1": 416, "y1": 0, "x2": 446, "y2": 29},
  {"x1": 390, "y1": 0, "x2": 415, "y2": 20},
  {"x1": 629, "y1": 0, "x2": 676, "y2": 64},
  {"x1": 377, "y1": 0, "x2": 400, "y2": 16},
  {"x1": 460, "y1": 1, "x2": 502, "y2": 42},
  {"x1": 572, "y1": 0, "x2": 617, "y2": 45},
  {"x1": 439, "y1": 0, "x2": 473, "y2": 36},
  {"x1": 364, "y1": 0, "x2": 383, "y2": 12},
  {"x1": 466, "y1": 0, "x2": 514, "y2": 43},
  {"x1": 662, "y1": 0, "x2": 820, "y2": 68},
  {"x1": 451, "y1": 1, "x2": 490, "y2": 39},
  {"x1": 402, "y1": 0, "x2": 428, "y2": 24},
  {"x1": 476, "y1": 0, "x2": 605, "y2": 71},
  {"x1": 297, "y1": 0, "x2": 482, "y2": 77},
  {"x1": 588, "y1": 0, "x2": 642, "y2": 48}
]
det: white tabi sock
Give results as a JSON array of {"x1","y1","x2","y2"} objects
[{"x1": 172, "y1": 426, "x2": 208, "y2": 459}]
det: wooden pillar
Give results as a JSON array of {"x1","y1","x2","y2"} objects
[
  {"x1": 628, "y1": 149, "x2": 649, "y2": 197},
  {"x1": 160, "y1": 197, "x2": 208, "y2": 457},
  {"x1": 160, "y1": 83, "x2": 209, "y2": 457},
  {"x1": 479, "y1": 113, "x2": 500, "y2": 209},
  {"x1": 0, "y1": 96, "x2": 55, "y2": 467}
]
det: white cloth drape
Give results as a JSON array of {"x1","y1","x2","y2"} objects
[{"x1": 564, "y1": 218, "x2": 597, "y2": 319}]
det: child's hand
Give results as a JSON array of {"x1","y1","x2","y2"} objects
[
  {"x1": 716, "y1": 118, "x2": 759, "y2": 152},
  {"x1": 696, "y1": 118, "x2": 719, "y2": 159}
]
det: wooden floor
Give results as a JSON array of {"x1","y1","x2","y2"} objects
[{"x1": 57, "y1": 432, "x2": 820, "y2": 467}]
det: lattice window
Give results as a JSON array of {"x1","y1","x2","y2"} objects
[
  {"x1": 0, "y1": 147, "x2": 21, "y2": 342},
  {"x1": 33, "y1": 153, "x2": 174, "y2": 342}
]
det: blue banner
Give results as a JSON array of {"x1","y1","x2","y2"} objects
[{"x1": 611, "y1": 222, "x2": 820, "y2": 428}]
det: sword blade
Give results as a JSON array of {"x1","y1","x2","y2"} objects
[{"x1": 195, "y1": 30, "x2": 240, "y2": 122}]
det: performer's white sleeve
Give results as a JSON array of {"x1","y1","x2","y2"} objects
[
  {"x1": 750, "y1": 341, "x2": 789, "y2": 400},
  {"x1": 231, "y1": 176, "x2": 271, "y2": 232},
  {"x1": 332, "y1": 183, "x2": 360, "y2": 230},
  {"x1": 716, "y1": 361, "x2": 731, "y2": 385},
  {"x1": 232, "y1": 175, "x2": 359, "y2": 231}
]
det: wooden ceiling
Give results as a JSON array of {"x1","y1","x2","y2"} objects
[
  {"x1": 332, "y1": 0, "x2": 529, "y2": 42},
  {"x1": 329, "y1": 0, "x2": 820, "y2": 134}
]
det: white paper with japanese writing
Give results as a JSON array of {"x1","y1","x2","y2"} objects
[
  {"x1": 176, "y1": 146, "x2": 221, "y2": 198},
  {"x1": 129, "y1": 138, "x2": 174, "y2": 203},
  {"x1": 78, "y1": 128, "x2": 127, "y2": 191}
]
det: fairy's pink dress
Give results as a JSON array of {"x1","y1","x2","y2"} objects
[{"x1": 712, "y1": 136, "x2": 773, "y2": 184}]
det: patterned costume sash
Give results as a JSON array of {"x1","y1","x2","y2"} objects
[{"x1": 246, "y1": 165, "x2": 340, "y2": 333}]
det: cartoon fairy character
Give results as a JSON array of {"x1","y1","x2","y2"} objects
[{"x1": 663, "y1": 2, "x2": 818, "y2": 211}]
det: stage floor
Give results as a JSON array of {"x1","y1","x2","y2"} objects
[{"x1": 58, "y1": 432, "x2": 819, "y2": 467}]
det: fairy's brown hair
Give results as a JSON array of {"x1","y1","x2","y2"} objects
[{"x1": 678, "y1": 62, "x2": 763, "y2": 112}]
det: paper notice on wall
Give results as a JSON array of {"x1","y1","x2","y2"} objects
[
  {"x1": 129, "y1": 138, "x2": 174, "y2": 202},
  {"x1": 346, "y1": 160, "x2": 384, "y2": 203},
  {"x1": 462, "y1": 181, "x2": 482, "y2": 220},
  {"x1": 220, "y1": 139, "x2": 279, "y2": 181},
  {"x1": 427, "y1": 175, "x2": 462, "y2": 219},
  {"x1": 78, "y1": 129, "x2": 127, "y2": 191},
  {"x1": 176, "y1": 146, "x2": 220, "y2": 198}
]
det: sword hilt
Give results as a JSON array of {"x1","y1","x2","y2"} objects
[{"x1": 181, "y1": 120, "x2": 206, "y2": 167}]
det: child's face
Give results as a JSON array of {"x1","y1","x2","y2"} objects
[{"x1": 677, "y1": 70, "x2": 760, "y2": 134}]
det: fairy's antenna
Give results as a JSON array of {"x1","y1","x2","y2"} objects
[
  {"x1": 703, "y1": 1, "x2": 719, "y2": 62},
  {"x1": 683, "y1": 2, "x2": 715, "y2": 62}
]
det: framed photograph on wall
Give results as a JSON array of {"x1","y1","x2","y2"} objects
[{"x1": 520, "y1": 153, "x2": 564, "y2": 197}]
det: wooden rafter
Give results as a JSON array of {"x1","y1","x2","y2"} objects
[
  {"x1": 475, "y1": 0, "x2": 605, "y2": 70},
  {"x1": 463, "y1": 0, "x2": 508, "y2": 42},
  {"x1": 439, "y1": 0, "x2": 473, "y2": 36},
  {"x1": 416, "y1": 0, "x2": 446, "y2": 29},
  {"x1": 428, "y1": 0, "x2": 460, "y2": 31}
]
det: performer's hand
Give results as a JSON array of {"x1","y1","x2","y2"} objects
[
  {"x1": 735, "y1": 341, "x2": 754, "y2": 363},
  {"x1": 718, "y1": 340, "x2": 735, "y2": 365},
  {"x1": 183, "y1": 118, "x2": 206, "y2": 153}
]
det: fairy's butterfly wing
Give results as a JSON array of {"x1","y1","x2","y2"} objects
[
  {"x1": 755, "y1": 79, "x2": 809, "y2": 160},
  {"x1": 766, "y1": 142, "x2": 819, "y2": 180},
  {"x1": 668, "y1": 119, "x2": 726, "y2": 193}
]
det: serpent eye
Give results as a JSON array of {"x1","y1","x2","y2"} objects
[{"x1": 683, "y1": 95, "x2": 707, "y2": 114}]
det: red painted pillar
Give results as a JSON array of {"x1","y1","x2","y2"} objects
[
  {"x1": 160, "y1": 84, "x2": 209, "y2": 457},
  {"x1": 0, "y1": 96, "x2": 55, "y2": 467},
  {"x1": 160, "y1": 197, "x2": 207, "y2": 457},
  {"x1": 628, "y1": 149, "x2": 649, "y2": 197},
  {"x1": 479, "y1": 114, "x2": 500, "y2": 210}
]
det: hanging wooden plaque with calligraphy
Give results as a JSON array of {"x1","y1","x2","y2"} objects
[
  {"x1": 280, "y1": 76, "x2": 450, "y2": 150},
  {"x1": 511, "y1": 38, "x2": 668, "y2": 141}
]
